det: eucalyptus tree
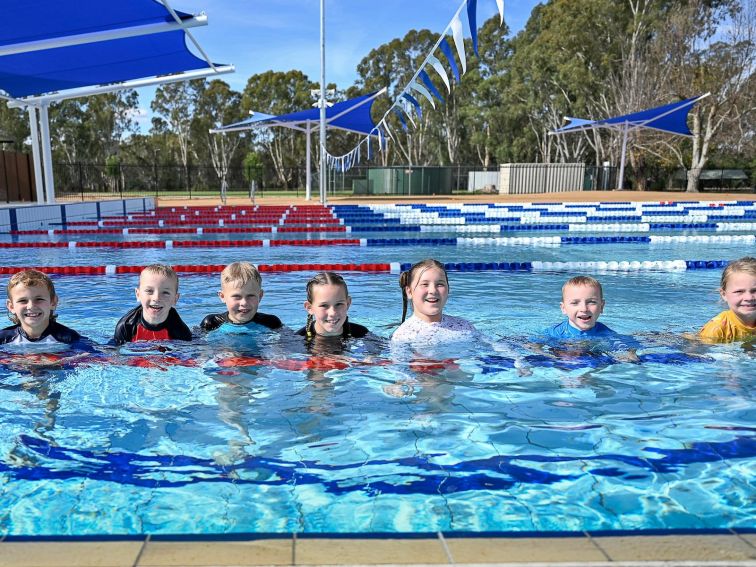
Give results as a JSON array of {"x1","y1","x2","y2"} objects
[
  {"x1": 0, "y1": 102, "x2": 30, "y2": 152},
  {"x1": 151, "y1": 80, "x2": 204, "y2": 191},
  {"x1": 191, "y1": 79, "x2": 244, "y2": 195},
  {"x1": 240, "y1": 70, "x2": 316, "y2": 188}
]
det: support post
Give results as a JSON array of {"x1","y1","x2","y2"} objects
[
  {"x1": 38, "y1": 103, "x2": 55, "y2": 203},
  {"x1": 617, "y1": 122, "x2": 628, "y2": 191},
  {"x1": 27, "y1": 106, "x2": 45, "y2": 204},
  {"x1": 319, "y1": 0, "x2": 327, "y2": 205},
  {"x1": 306, "y1": 122, "x2": 312, "y2": 201}
]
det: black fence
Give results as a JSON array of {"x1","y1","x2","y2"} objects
[{"x1": 52, "y1": 162, "x2": 754, "y2": 201}]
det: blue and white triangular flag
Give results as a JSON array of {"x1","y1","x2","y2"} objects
[{"x1": 451, "y1": 14, "x2": 467, "y2": 74}]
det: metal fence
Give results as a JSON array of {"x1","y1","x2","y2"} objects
[{"x1": 51, "y1": 162, "x2": 754, "y2": 201}]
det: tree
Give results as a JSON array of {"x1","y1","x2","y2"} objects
[
  {"x1": 191, "y1": 80, "x2": 244, "y2": 198},
  {"x1": 151, "y1": 80, "x2": 203, "y2": 192}
]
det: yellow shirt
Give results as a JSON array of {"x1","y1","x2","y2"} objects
[{"x1": 699, "y1": 310, "x2": 756, "y2": 342}]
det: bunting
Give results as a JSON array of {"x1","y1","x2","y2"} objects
[{"x1": 324, "y1": 0, "x2": 505, "y2": 171}]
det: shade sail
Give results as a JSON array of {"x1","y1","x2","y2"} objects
[
  {"x1": 2, "y1": 1, "x2": 192, "y2": 47},
  {"x1": 0, "y1": 0, "x2": 226, "y2": 100},
  {"x1": 219, "y1": 91, "x2": 383, "y2": 137},
  {"x1": 553, "y1": 95, "x2": 707, "y2": 137},
  {"x1": 0, "y1": 32, "x2": 214, "y2": 98}
]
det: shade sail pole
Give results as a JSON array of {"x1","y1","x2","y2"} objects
[
  {"x1": 617, "y1": 121, "x2": 629, "y2": 191},
  {"x1": 38, "y1": 103, "x2": 55, "y2": 203},
  {"x1": 319, "y1": 0, "x2": 327, "y2": 205},
  {"x1": 306, "y1": 122, "x2": 312, "y2": 200},
  {"x1": 27, "y1": 106, "x2": 45, "y2": 204}
]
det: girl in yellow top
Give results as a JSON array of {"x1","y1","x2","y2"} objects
[{"x1": 699, "y1": 257, "x2": 756, "y2": 342}]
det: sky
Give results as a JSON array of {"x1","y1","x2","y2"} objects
[{"x1": 132, "y1": 0, "x2": 542, "y2": 129}]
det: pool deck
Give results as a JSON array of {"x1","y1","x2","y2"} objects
[
  {"x1": 154, "y1": 190, "x2": 754, "y2": 208},
  {"x1": 0, "y1": 531, "x2": 754, "y2": 566}
]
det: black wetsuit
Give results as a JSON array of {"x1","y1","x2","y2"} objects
[
  {"x1": 295, "y1": 318, "x2": 369, "y2": 339},
  {"x1": 200, "y1": 311, "x2": 282, "y2": 332},
  {"x1": 0, "y1": 321, "x2": 83, "y2": 346},
  {"x1": 113, "y1": 306, "x2": 192, "y2": 345}
]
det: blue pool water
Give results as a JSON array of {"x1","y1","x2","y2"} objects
[{"x1": 0, "y1": 236, "x2": 754, "y2": 535}]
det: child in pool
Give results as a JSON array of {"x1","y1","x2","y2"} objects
[
  {"x1": 1, "y1": 269, "x2": 87, "y2": 348},
  {"x1": 201, "y1": 261, "x2": 282, "y2": 332},
  {"x1": 390, "y1": 259, "x2": 478, "y2": 345},
  {"x1": 297, "y1": 272, "x2": 369, "y2": 341},
  {"x1": 539, "y1": 275, "x2": 638, "y2": 360},
  {"x1": 113, "y1": 264, "x2": 192, "y2": 344},
  {"x1": 699, "y1": 256, "x2": 756, "y2": 342}
]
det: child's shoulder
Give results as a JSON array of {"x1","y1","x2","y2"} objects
[
  {"x1": 441, "y1": 314, "x2": 477, "y2": 331},
  {"x1": 253, "y1": 312, "x2": 283, "y2": 330}
]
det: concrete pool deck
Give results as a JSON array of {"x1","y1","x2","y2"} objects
[{"x1": 0, "y1": 531, "x2": 754, "y2": 566}]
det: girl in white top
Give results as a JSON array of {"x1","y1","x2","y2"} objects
[{"x1": 391, "y1": 259, "x2": 478, "y2": 345}]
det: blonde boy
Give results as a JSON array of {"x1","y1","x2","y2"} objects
[
  {"x1": 2, "y1": 269, "x2": 84, "y2": 346},
  {"x1": 200, "y1": 262, "x2": 281, "y2": 332},
  {"x1": 113, "y1": 264, "x2": 192, "y2": 344}
]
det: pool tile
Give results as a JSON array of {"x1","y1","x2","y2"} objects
[
  {"x1": 294, "y1": 537, "x2": 448, "y2": 565},
  {"x1": 593, "y1": 534, "x2": 756, "y2": 561},
  {"x1": 0, "y1": 541, "x2": 143, "y2": 567},
  {"x1": 444, "y1": 536, "x2": 606, "y2": 563},
  {"x1": 137, "y1": 539, "x2": 293, "y2": 566}
]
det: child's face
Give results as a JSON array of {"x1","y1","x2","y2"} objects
[
  {"x1": 560, "y1": 284, "x2": 605, "y2": 331},
  {"x1": 406, "y1": 267, "x2": 448, "y2": 323},
  {"x1": 135, "y1": 272, "x2": 179, "y2": 326},
  {"x1": 721, "y1": 271, "x2": 756, "y2": 326},
  {"x1": 6, "y1": 284, "x2": 58, "y2": 339},
  {"x1": 219, "y1": 279, "x2": 263, "y2": 324},
  {"x1": 304, "y1": 283, "x2": 351, "y2": 337}
]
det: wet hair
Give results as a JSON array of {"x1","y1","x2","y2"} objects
[
  {"x1": 721, "y1": 257, "x2": 756, "y2": 290},
  {"x1": 6, "y1": 269, "x2": 57, "y2": 324},
  {"x1": 562, "y1": 276, "x2": 603, "y2": 300},
  {"x1": 304, "y1": 272, "x2": 349, "y2": 337},
  {"x1": 399, "y1": 259, "x2": 448, "y2": 323},
  {"x1": 140, "y1": 264, "x2": 179, "y2": 292},
  {"x1": 221, "y1": 261, "x2": 262, "y2": 289}
]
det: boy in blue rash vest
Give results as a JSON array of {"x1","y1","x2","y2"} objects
[
  {"x1": 540, "y1": 275, "x2": 639, "y2": 361},
  {"x1": 113, "y1": 264, "x2": 192, "y2": 345},
  {"x1": 1, "y1": 269, "x2": 89, "y2": 349},
  {"x1": 200, "y1": 262, "x2": 282, "y2": 333}
]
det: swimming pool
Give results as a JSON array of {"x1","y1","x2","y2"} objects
[{"x1": 0, "y1": 201, "x2": 753, "y2": 536}]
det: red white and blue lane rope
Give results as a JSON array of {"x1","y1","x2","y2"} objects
[{"x1": 0, "y1": 259, "x2": 737, "y2": 276}]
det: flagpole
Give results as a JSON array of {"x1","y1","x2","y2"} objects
[{"x1": 319, "y1": 0, "x2": 327, "y2": 204}]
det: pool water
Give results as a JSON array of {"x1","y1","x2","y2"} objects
[{"x1": 0, "y1": 240, "x2": 754, "y2": 535}]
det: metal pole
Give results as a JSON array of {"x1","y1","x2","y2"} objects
[
  {"x1": 38, "y1": 103, "x2": 55, "y2": 203},
  {"x1": 306, "y1": 122, "x2": 312, "y2": 200},
  {"x1": 319, "y1": 0, "x2": 327, "y2": 205},
  {"x1": 617, "y1": 122, "x2": 628, "y2": 190},
  {"x1": 27, "y1": 106, "x2": 45, "y2": 204}
]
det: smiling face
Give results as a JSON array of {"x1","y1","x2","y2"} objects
[
  {"x1": 219, "y1": 279, "x2": 263, "y2": 324},
  {"x1": 6, "y1": 284, "x2": 58, "y2": 339},
  {"x1": 304, "y1": 283, "x2": 351, "y2": 337},
  {"x1": 560, "y1": 283, "x2": 605, "y2": 331},
  {"x1": 406, "y1": 266, "x2": 448, "y2": 323},
  {"x1": 135, "y1": 271, "x2": 179, "y2": 326},
  {"x1": 721, "y1": 271, "x2": 756, "y2": 327}
]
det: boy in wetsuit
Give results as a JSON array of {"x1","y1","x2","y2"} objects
[
  {"x1": 1, "y1": 269, "x2": 85, "y2": 347},
  {"x1": 539, "y1": 275, "x2": 638, "y2": 360},
  {"x1": 200, "y1": 261, "x2": 282, "y2": 332},
  {"x1": 113, "y1": 264, "x2": 192, "y2": 344}
]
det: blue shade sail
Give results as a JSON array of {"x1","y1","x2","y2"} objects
[
  {"x1": 2, "y1": 0, "x2": 193, "y2": 46},
  {"x1": 553, "y1": 96, "x2": 705, "y2": 137},
  {"x1": 0, "y1": 0, "x2": 217, "y2": 98},
  {"x1": 221, "y1": 92, "x2": 382, "y2": 137}
]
